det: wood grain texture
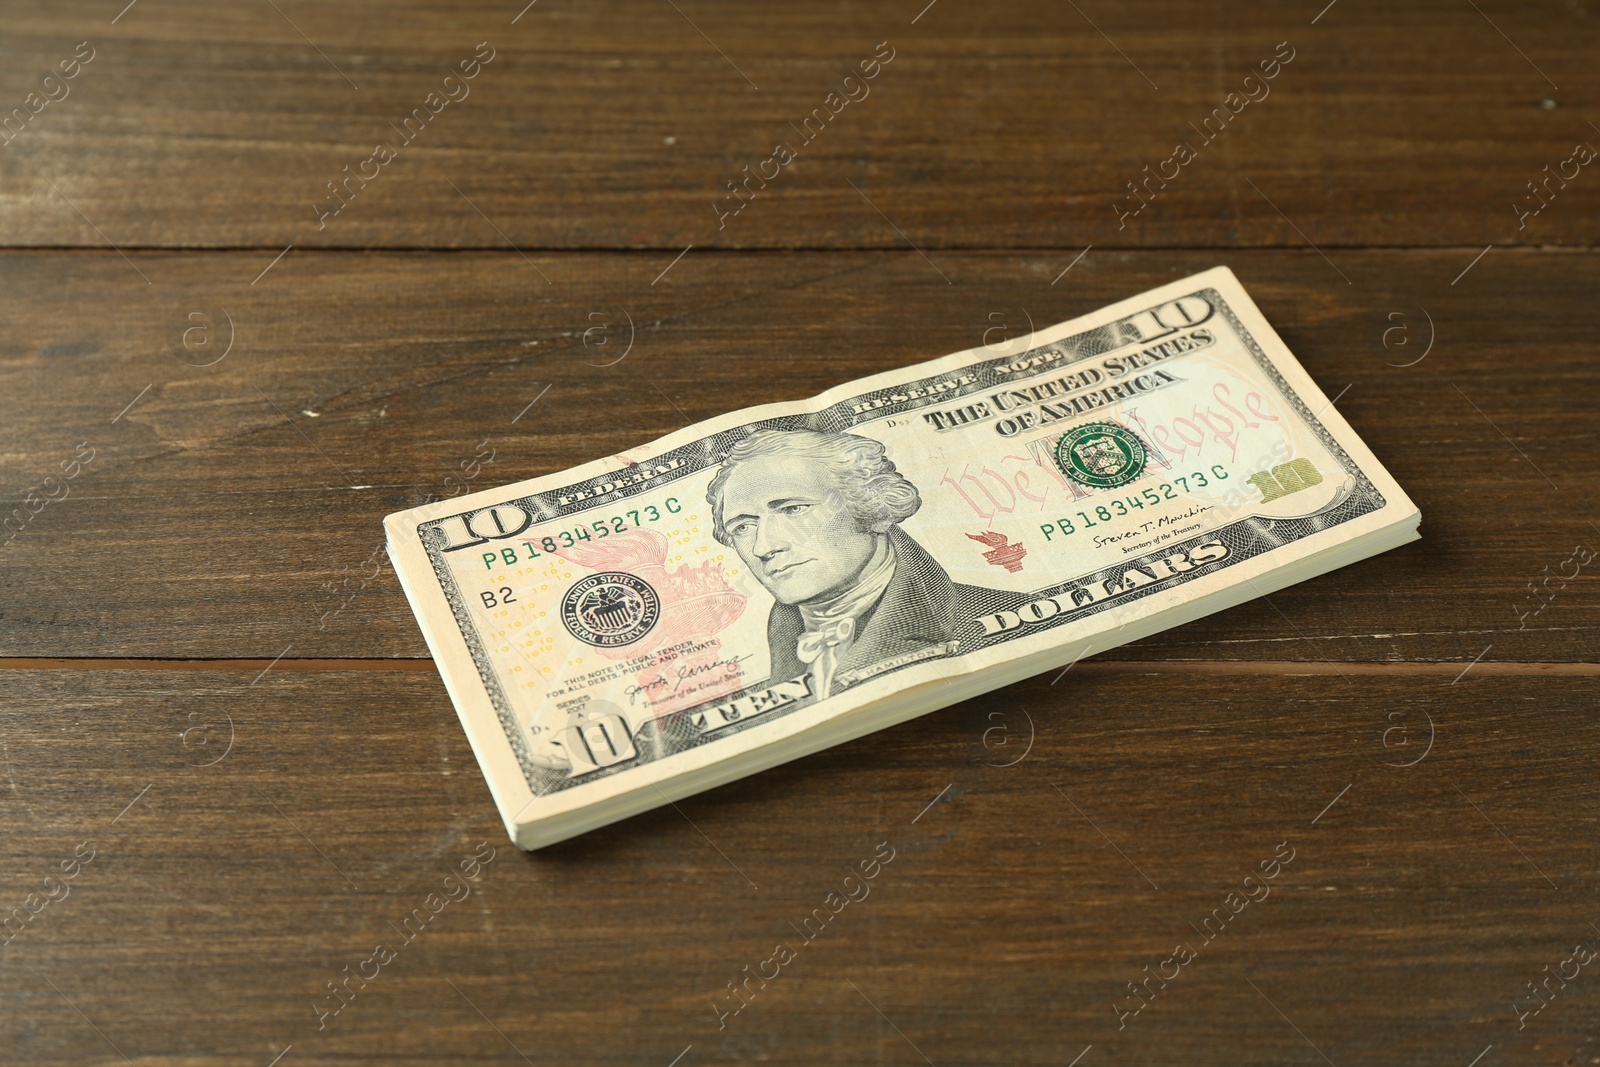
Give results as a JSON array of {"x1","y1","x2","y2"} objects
[
  {"x1": 1, "y1": 668, "x2": 1594, "y2": 1066},
  {"x1": 1, "y1": 249, "x2": 1594, "y2": 661},
  {"x1": 0, "y1": 1, "x2": 1595, "y2": 249},
  {"x1": 3, "y1": 2, "x2": 1595, "y2": 1062}
]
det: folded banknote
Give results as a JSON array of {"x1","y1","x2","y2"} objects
[{"x1": 385, "y1": 266, "x2": 1420, "y2": 849}]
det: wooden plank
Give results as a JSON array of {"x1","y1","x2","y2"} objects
[
  {"x1": 3, "y1": 248, "x2": 1595, "y2": 662},
  {"x1": 0, "y1": 667, "x2": 1594, "y2": 1064},
  {"x1": 0, "y1": 1, "x2": 1594, "y2": 249}
]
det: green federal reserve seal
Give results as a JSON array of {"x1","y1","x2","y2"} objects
[{"x1": 1055, "y1": 422, "x2": 1149, "y2": 489}]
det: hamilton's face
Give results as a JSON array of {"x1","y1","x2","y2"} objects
[{"x1": 719, "y1": 453, "x2": 882, "y2": 605}]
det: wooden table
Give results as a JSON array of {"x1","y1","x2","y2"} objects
[{"x1": 3, "y1": 2, "x2": 1597, "y2": 1064}]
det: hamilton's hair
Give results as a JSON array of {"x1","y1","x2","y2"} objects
[{"x1": 706, "y1": 429, "x2": 922, "y2": 545}]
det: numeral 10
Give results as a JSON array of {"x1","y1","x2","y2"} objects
[{"x1": 1247, "y1": 458, "x2": 1324, "y2": 502}]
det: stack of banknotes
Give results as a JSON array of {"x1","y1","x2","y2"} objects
[{"x1": 385, "y1": 267, "x2": 1420, "y2": 849}]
